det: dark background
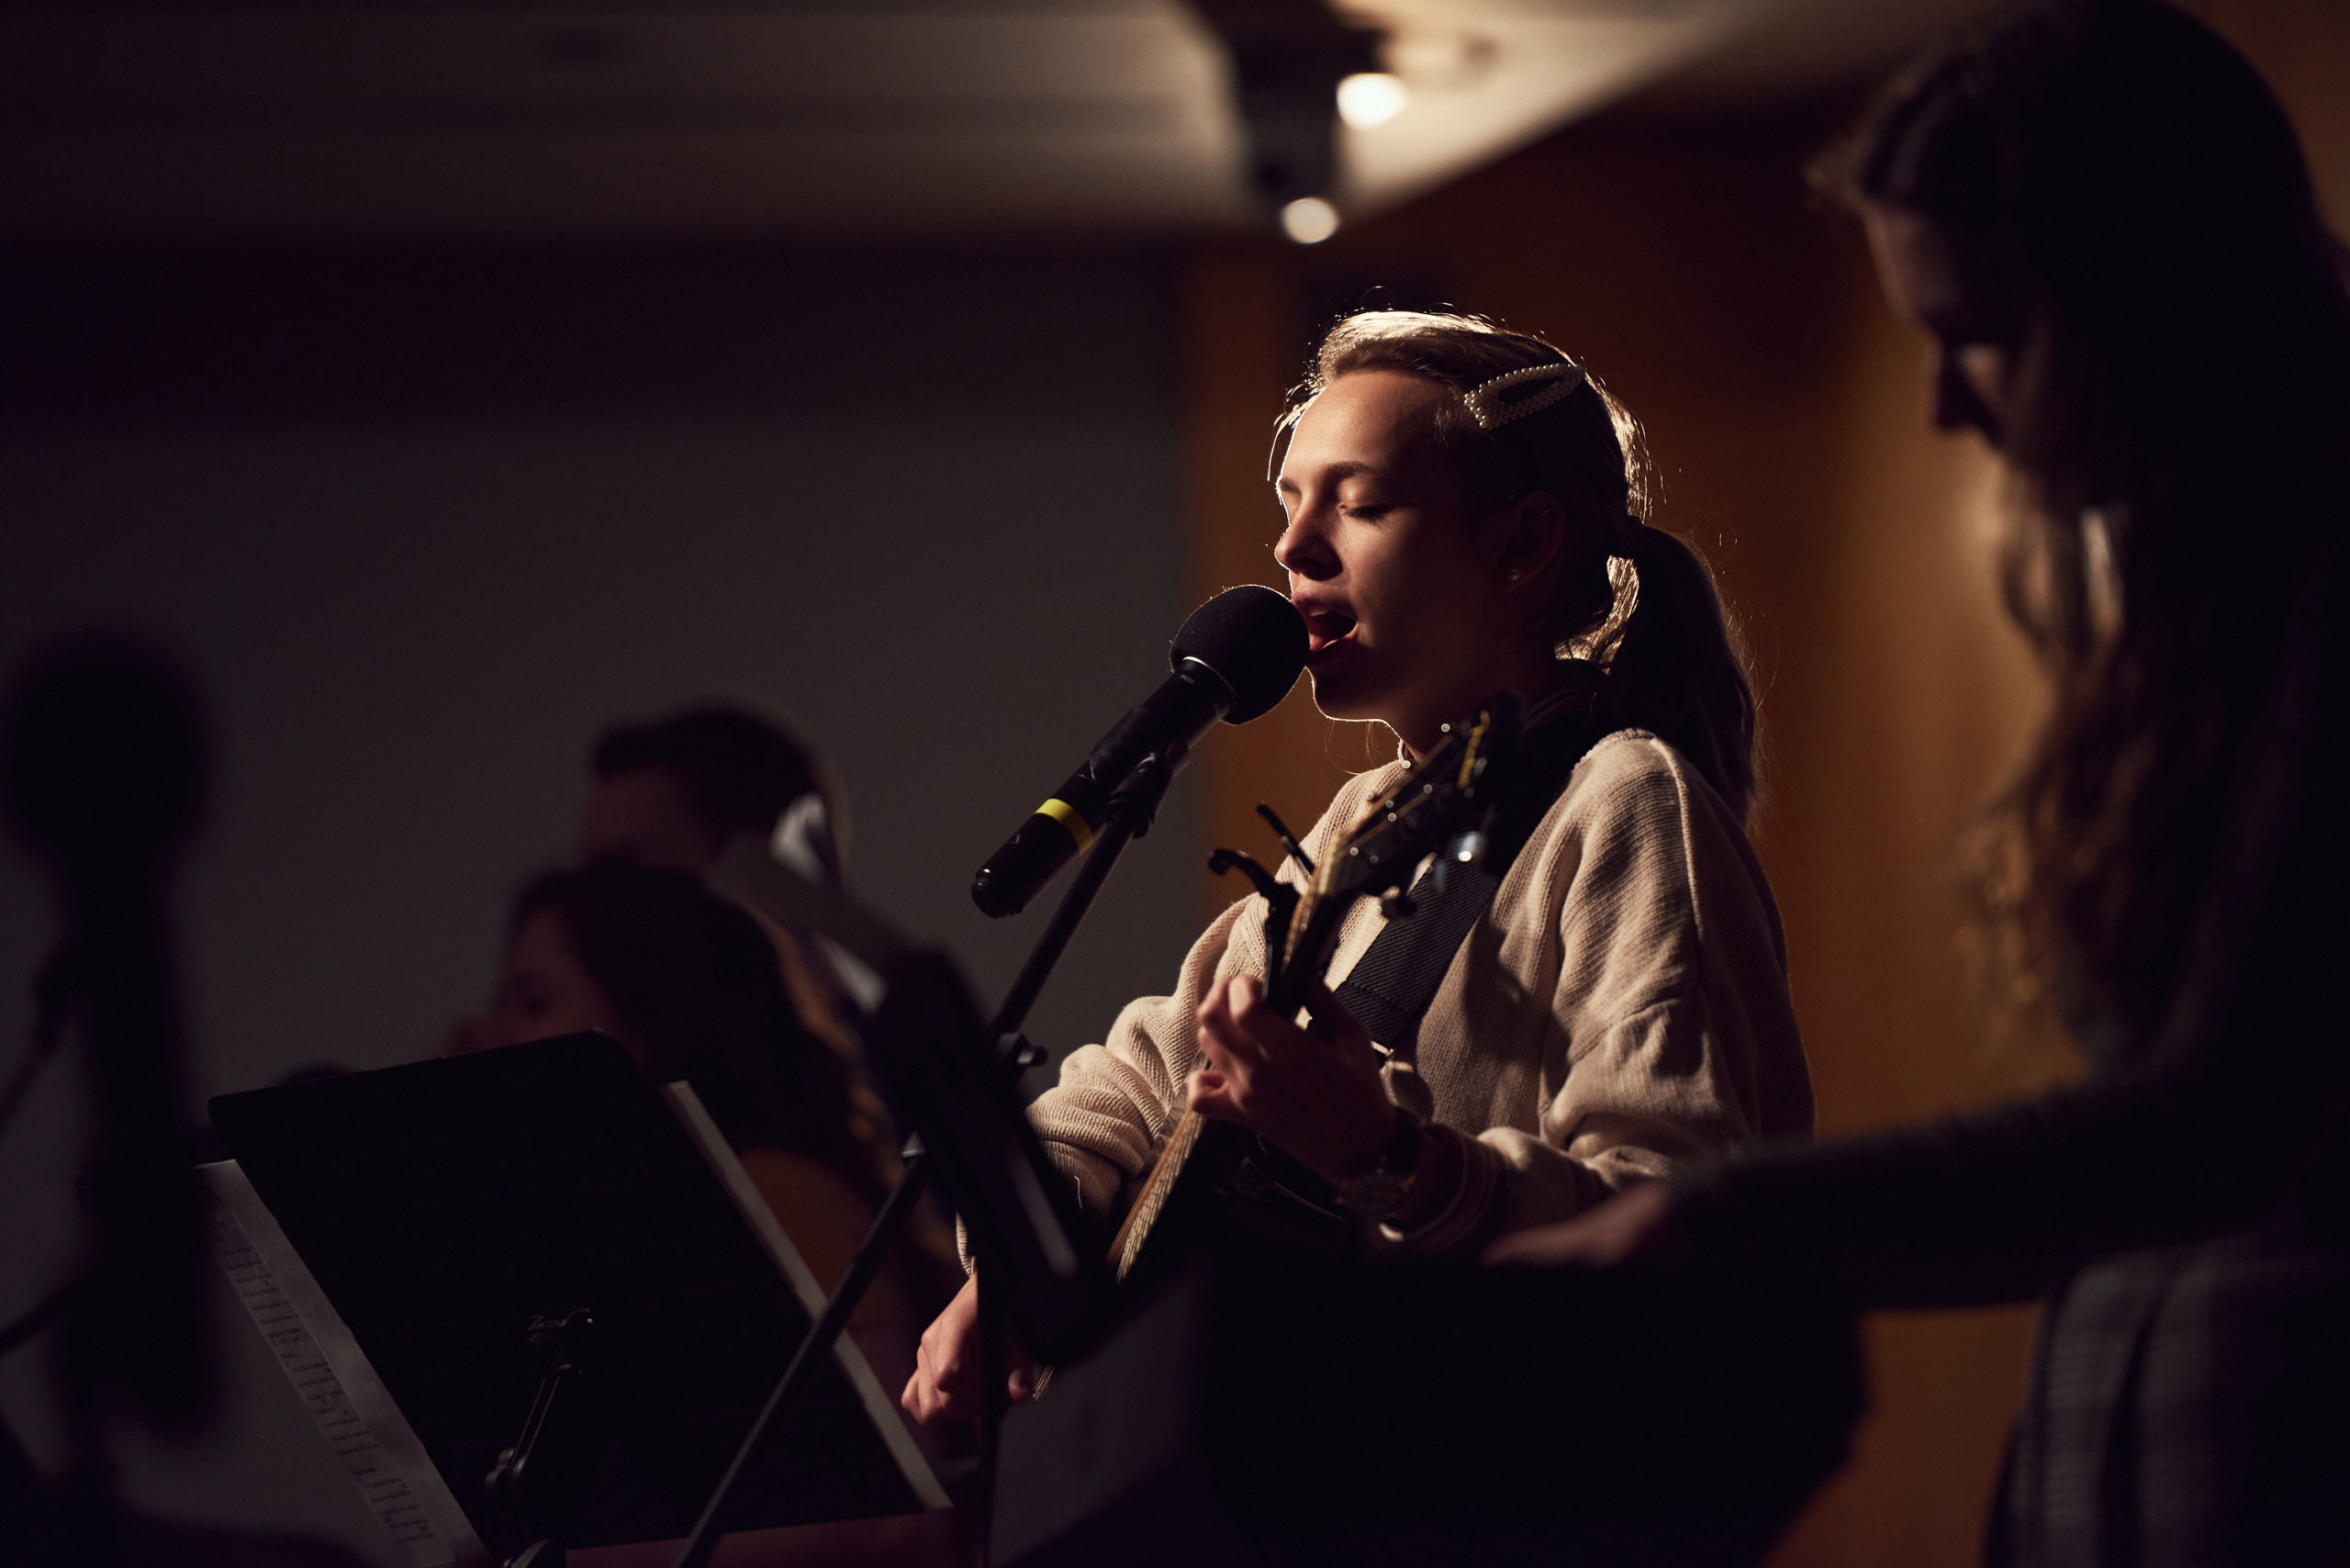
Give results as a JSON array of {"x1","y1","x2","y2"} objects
[
  {"x1": 0, "y1": 238, "x2": 1200, "y2": 1553},
  {"x1": 0, "y1": 3, "x2": 2342, "y2": 1564}
]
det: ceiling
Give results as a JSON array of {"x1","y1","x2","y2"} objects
[{"x1": 0, "y1": 1, "x2": 2009, "y2": 241}]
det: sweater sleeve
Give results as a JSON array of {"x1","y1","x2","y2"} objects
[
  {"x1": 1671, "y1": 1065, "x2": 2245, "y2": 1307},
  {"x1": 1391, "y1": 734, "x2": 1812, "y2": 1254},
  {"x1": 1023, "y1": 892, "x2": 1260, "y2": 1218},
  {"x1": 1022, "y1": 767, "x2": 1397, "y2": 1224},
  {"x1": 1671, "y1": 887, "x2": 2350, "y2": 1309}
]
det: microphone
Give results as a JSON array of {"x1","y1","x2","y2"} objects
[{"x1": 971, "y1": 586, "x2": 1308, "y2": 919}]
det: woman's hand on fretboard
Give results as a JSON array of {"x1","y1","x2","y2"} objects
[{"x1": 1190, "y1": 974, "x2": 1393, "y2": 1185}]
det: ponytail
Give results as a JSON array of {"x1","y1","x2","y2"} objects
[
  {"x1": 1292, "y1": 310, "x2": 1762, "y2": 821},
  {"x1": 1600, "y1": 525, "x2": 1759, "y2": 823}
]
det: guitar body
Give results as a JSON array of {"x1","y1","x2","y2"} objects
[{"x1": 1108, "y1": 1114, "x2": 1348, "y2": 1292}]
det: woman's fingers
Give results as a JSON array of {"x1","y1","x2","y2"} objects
[
  {"x1": 1303, "y1": 980, "x2": 1373, "y2": 1052},
  {"x1": 900, "y1": 1273, "x2": 1042, "y2": 1425},
  {"x1": 902, "y1": 1356, "x2": 966, "y2": 1425},
  {"x1": 1482, "y1": 1182, "x2": 1680, "y2": 1268},
  {"x1": 1189, "y1": 1066, "x2": 1241, "y2": 1118},
  {"x1": 902, "y1": 1277, "x2": 980, "y2": 1425},
  {"x1": 1483, "y1": 1219, "x2": 1600, "y2": 1267},
  {"x1": 1194, "y1": 970, "x2": 1395, "y2": 1157},
  {"x1": 1193, "y1": 986, "x2": 1246, "y2": 1114},
  {"x1": 1204, "y1": 975, "x2": 1278, "y2": 1064},
  {"x1": 902, "y1": 1339, "x2": 968, "y2": 1426},
  {"x1": 1195, "y1": 975, "x2": 1270, "y2": 1121},
  {"x1": 1207, "y1": 972, "x2": 1369, "y2": 1062}
]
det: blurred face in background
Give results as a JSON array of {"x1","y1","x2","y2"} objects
[
  {"x1": 581, "y1": 764, "x2": 721, "y2": 871},
  {"x1": 476, "y1": 909, "x2": 640, "y2": 1064}
]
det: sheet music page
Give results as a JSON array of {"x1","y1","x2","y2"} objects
[
  {"x1": 199, "y1": 1160, "x2": 489, "y2": 1567},
  {"x1": 662, "y1": 1083, "x2": 950, "y2": 1512}
]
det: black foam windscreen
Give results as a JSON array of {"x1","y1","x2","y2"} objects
[{"x1": 1169, "y1": 585, "x2": 1309, "y2": 725}]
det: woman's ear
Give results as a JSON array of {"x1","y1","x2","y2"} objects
[{"x1": 1493, "y1": 490, "x2": 1567, "y2": 588}]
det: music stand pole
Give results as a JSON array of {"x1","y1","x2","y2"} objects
[
  {"x1": 670, "y1": 752, "x2": 1178, "y2": 1568},
  {"x1": 985, "y1": 749, "x2": 1175, "y2": 1050}
]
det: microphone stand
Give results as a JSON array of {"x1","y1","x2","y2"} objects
[{"x1": 669, "y1": 749, "x2": 1181, "y2": 1568}]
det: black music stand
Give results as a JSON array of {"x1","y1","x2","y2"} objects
[
  {"x1": 208, "y1": 1033, "x2": 944, "y2": 1563},
  {"x1": 856, "y1": 947, "x2": 1113, "y2": 1365}
]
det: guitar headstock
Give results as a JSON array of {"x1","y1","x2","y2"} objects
[
  {"x1": 1258, "y1": 692, "x2": 1521, "y2": 1015},
  {"x1": 1315, "y1": 693, "x2": 1520, "y2": 908}
]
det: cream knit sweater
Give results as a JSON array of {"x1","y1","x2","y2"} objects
[{"x1": 1029, "y1": 728, "x2": 1812, "y2": 1256}]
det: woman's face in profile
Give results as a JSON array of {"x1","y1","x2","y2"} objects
[
  {"x1": 1866, "y1": 205, "x2": 2027, "y2": 449},
  {"x1": 482, "y1": 909, "x2": 640, "y2": 1064},
  {"x1": 1273, "y1": 369, "x2": 1508, "y2": 754},
  {"x1": 581, "y1": 764, "x2": 722, "y2": 872}
]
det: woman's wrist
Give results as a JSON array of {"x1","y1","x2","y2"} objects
[
  {"x1": 1333, "y1": 1114, "x2": 1462, "y2": 1233},
  {"x1": 1389, "y1": 1120, "x2": 1462, "y2": 1232},
  {"x1": 1326, "y1": 1094, "x2": 1404, "y2": 1182}
]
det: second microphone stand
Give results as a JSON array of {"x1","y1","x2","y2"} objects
[{"x1": 668, "y1": 749, "x2": 1180, "y2": 1568}]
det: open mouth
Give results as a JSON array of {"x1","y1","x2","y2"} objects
[{"x1": 1304, "y1": 609, "x2": 1358, "y2": 655}]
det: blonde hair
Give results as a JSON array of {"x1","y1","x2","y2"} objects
[{"x1": 1273, "y1": 310, "x2": 1759, "y2": 821}]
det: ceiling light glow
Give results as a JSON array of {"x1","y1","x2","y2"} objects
[
  {"x1": 1281, "y1": 196, "x2": 1340, "y2": 245},
  {"x1": 1336, "y1": 73, "x2": 1410, "y2": 130}
]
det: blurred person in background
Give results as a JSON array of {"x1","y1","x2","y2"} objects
[
  {"x1": 583, "y1": 704, "x2": 843, "y2": 884},
  {"x1": 442, "y1": 721, "x2": 965, "y2": 1560},
  {"x1": 467, "y1": 860, "x2": 957, "y2": 1412},
  {"x1": 582, "y1": 705, "x2": 857, "y2": 1051},
  {"x1": 571, "y1": 703, "x2": 939, "y2": 1261},
  {"x1": 1494, "y1": 3, "x2": 2350, "y2": 1562}
]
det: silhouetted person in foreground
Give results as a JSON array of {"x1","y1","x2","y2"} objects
[
  {"x1": 2, "y1": 638, "x2": 371, "y2": 1568},
  {"x1": 1494, "y1": 4, "x2": 2350, "y2": 1562}
]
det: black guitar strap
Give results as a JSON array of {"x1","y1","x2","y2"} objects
[
  {"x1": 1331, "y1": 711, "x2": 1614, "y2": 1061},
  {"x1": 1206, "y1": 708, "x2": 1615, "y2": 1255}
]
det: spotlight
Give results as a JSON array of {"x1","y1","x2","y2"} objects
[
  {"x1": 1190, "y1": 4, "x2": 1382, "y2": 226},
  {"x1": 1336, "y1": 72, "x2": 1408, "y2": 130},
  {"x1": 1281, "y1": 196, "x2": 1340, "y2": 245}
]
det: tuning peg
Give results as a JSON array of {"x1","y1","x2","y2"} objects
[
  {"x1": 997, "y1": 1032, "x2": 1048, "y2": 1071},
  {"x1": 1431, "y1": 824, "x2": 1492, "y2": 897},
  {"x1": 1254, "y1": 802, "x2": 1315, "y2": 874},
  {"x1": 1208, "y1": 846, "x2": 1286, "y2": 902}
]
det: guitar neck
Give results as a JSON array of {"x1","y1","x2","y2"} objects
[
  {"x1": 1108, "y1": 1107, "x2": 1207, "y2": 1281},
  {"x1": 1267, "y1": 898, "x2": 1348, "y2": 1021},
  {"x1": 1107, "y1": 913, "x2": 1345, "y2": 1282}
]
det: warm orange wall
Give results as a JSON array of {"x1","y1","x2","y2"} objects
[{"x1": 1181, "y1": 127, "x2": 2048, "y2": 1568}]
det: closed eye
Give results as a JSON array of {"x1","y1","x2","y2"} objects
[{"x1": 1924, "y1": 304, "x2": 2020, "y2": 353}]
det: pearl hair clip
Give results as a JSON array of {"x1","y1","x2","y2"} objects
[{"x1": 1462, "y1": 360, "x2": 1585, "y2": 430}]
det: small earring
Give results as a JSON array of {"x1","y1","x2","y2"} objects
[{"x1": 1505, "y1": 568, "x2": 1523, "y2": 584}]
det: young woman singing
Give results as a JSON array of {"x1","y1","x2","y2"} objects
[{"x1": 903, "y1": 308, "x2": 1813, "y2": 1424}]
